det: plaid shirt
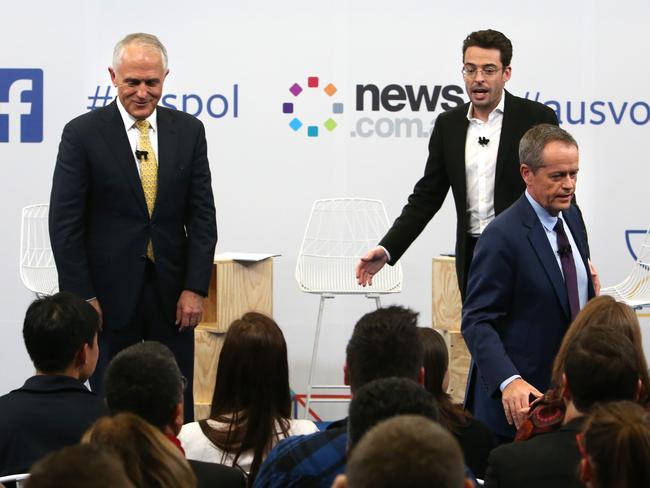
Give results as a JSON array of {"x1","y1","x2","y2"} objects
[{"x1": 253, "y1": 418, "x2": 348, "y2": 488}]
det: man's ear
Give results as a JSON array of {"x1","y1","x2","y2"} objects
[
  {"x1": 331, "y1": 474, "x2": 348, "y2": 488},
  {"x1": 520, "y1": 163, "x2": 532, "y2": 184},
  {"x1": 418, "y1": 366, "x2": 425, "y2": 386},
  {"x1": 343, "y1": 362, "x2": 349, "y2": 386},
  {"x1": 171, "y1": 402, "x2": 183, "y2": 436},
  {"x1": 74, "y1": 343, "x2": 89, "y2": 368}
]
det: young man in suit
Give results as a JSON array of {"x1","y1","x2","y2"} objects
[
  {"x1": 484, "y1": 325, "x2": 639, "y2": 487},
  {"x1": 356, "y1": 29, "x2": 559, "y2": 298},
  {"x1": 461, "y1": 124, "x2": 595, "y2": 442},
  {"x1": 0, "y1": 292, "x2": 107, "y2": 476},
  {"x1": 49, "y1": 33, "x2": 218, "y2": 419}
]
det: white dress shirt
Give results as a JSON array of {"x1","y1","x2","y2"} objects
[{"x1": 465, "y1": 92, "x2": 505, "y2": 236}]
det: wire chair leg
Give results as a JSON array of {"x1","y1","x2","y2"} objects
[
  {"x1": 305, "y1": 294, "x2": 330, "y2": 419},
  {"x1": 372, "y1": 296, "x2": 382, "y2": 309}
]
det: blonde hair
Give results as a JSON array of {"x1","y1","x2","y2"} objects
[{"x1": 82, "y1": 413, "x2": 196, "y2": 488}]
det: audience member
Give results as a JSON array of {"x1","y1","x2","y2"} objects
[
  {"x1": 516, "y1": 295, "x2": 650, "y2": 440},
  {"x1": 83, "y1": 413, "x2": 197, "y2": 488},
  {"x1": 104, "y1": 341, "x2": 245, "y2": 488},
  {"x1": 333, "y1": 415, "x2": 473, "y2": 488},
  {"x1": 419, "y1": 327, "x2": 493, "y2": 477},
  {"x1": 24, "y1": 444, "x2": 134, "y2": 488},
  {"x1": 578, "y1": 401, "x2": 650, "y2": 488},
  {"x1": 179, "y1": 312, "x2": 317, "y2": 484},
  {"x1": 0, "y1": 292, "x2": 107, "y2": 476},
  {"x1": 484, "y1": 324, "x2": 639, "y2": 488},
  {"x1": 253, "y1": 305, "x2": 423, "y2": 488},
  {"x1": 347, "y1": 377, "x2": 439, "y2": 450}
]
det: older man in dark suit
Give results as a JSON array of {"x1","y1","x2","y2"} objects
[
  {"x1": 49, "y1": 33, "x2": 217, "y2": 420},
  {"x1": 356, "y1": 29, "x2": 559, "y2": 298},
  {"x1": 462, "y1": 124, "x2": 595, "y2": 442}
]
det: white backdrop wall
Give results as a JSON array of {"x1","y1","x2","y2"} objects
[{"x1": 2, "y1": 0, "x2": 648, "y2": 419}]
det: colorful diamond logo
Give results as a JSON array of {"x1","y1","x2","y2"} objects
[{"x1": 283, "y1": 76, "x2": 343, "y2": 137}]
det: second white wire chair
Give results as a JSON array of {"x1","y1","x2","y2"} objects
[{"x1": 295, "y1": 198, "x2": 403, "y2": 417}]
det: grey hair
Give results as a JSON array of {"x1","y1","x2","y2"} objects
[
  {"x1": 519, "y1": 123, "x2": 578, "y2": 171},
  {"x1": 112, "y1": 33, "x2": 168, "y2": 71}
]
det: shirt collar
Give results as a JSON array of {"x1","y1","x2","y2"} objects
[
  {"x1": 466, "y1": 90, "x2": 505, "y2": 122},
  {"x1": 525, "y1": 190, "x2": 564, "y2": 232},
  {"x1": 116, "y1": 97, "x2": 158, "y2": 133}
]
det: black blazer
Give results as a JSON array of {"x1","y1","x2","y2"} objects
[
  {"x1": 483, "y1": 418, "x2": 585, "y2": 488},
  {"x1": 379, "y1": 91, "x2": 557, "y2": 293},
  {"x1": 49, "y1": 102, "x2": 217, "y2": 328},
  {"x1": 0, "y1": 375, "x2": 108, "y2": 475}
]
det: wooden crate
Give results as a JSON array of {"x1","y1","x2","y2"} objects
[
  {"x1": 194, "y1": 257, "x2": 274, "y2": 418},
  {"x1": 432, "y1": 256, "x2": 461, "y2": 331},
  {"x1": 447, "y1": 330, "x2": 471, "y2": 404}
]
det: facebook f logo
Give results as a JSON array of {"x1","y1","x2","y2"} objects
[{"x1": 0, "y1": 69, "x2": 43, "y2": 143}]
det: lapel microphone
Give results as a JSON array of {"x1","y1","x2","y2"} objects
[
  {"x1": 135, "y1": 150, "x2": 149, "y2": 161},
  {"x1": 478, "y1": 136, "x2": 490, "y2": 147}
]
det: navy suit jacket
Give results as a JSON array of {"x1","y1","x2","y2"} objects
[
  {"x1": 49, "y1": 101, "x2": 217, "y2": 329},
  {"x1": 461, "y1": 194, "x2": 594, "y2": 437}
]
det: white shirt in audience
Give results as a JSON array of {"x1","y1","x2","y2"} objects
[{"x1": 179, "y1": 418, "x2": 318, "y2": 473}]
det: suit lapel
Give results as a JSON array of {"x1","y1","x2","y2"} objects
[
  {"x1": 100, "y1": 102, "x2": 148, "y2": 216},
  {"x1": 494, "y1": 90, "x2": 516, "y2": 186},
  {"x1": 520, "y1": 196, "x2": 571, "y2": 318},
  {"x1": 450, "y1": 104, "x2": 470, "y2": 204},
  {"x1": 155, "y1": 107, "x2": 177, "y2": 220}
]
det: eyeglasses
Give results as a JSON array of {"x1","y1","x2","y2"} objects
[{"x1": 462, "y1": 65, "x2": 503, "y2": 78}]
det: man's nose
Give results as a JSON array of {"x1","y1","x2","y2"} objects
[{"x1": 135, "y1": 83, "x2": 147, "y2": 98}]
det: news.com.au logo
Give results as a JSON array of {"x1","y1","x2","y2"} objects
[
  {"x1": 282, "y1": 76, "x2": 342, "y2": 137},
  {"x1": 0, "y1": 69, "x2": 43, "y2": 143}
]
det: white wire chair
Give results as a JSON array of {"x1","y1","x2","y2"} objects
[
  {"x1": 20, "y1": 204, "x2": 59, "y2": 295},
  {"x1": 296, "y1": 198, "x2": 403, "y2": 417},
  {"x1": 0, "y1": 473, "x2": 29, "y2": 486},
  {"x1": 601, "y1": 229, "x2": 650, "y2": 308}
]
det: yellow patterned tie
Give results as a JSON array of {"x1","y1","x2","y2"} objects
[{"x1": 135, "y1": 120, "x2": 157, "y2": 260}]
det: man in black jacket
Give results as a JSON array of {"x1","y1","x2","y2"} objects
[
  {"x1": 356, "y1": 29, "x2": 558, "y2": 298},
  {"x1": 0, "y1": 292, "x2": 107, "y2": 476}
]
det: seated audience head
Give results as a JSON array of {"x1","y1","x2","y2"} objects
[
  {"x1": 347, "y1": 377, "x2": 438, "y2": 450},
  {"x1": 334, "y1": 415, "x2": 472, "y2": 488},
  {"x1": 203, "y1": 312, "x2": 291, "y2": 482},
  {"x1": 105, "y1": 341, "x2": 184, "y2": 433},
  {"x1": 22, "y1": 291, "x2": 100, "y2": 381},
  {"x1": 82, "y1": 413, "x2": 196, "y2": 488},
  {"x1": 345, "y1": 306, "x2": 422, "y2": 393},
  {"x1": 563, "y1": 324, "x2": 638, "y2": 413},
  {"x1": 24, "y1": 444, "x2": 134, "y2": 488},
  {"x1": 552, "y1": 295, "x2": 650, "y2": 400},
  {"x1": 579, "y1": 401, "x2": 650, "y2": 488}
]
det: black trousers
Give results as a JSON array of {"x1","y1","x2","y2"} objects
[
  {"x1": 458, "y1": 234, "x2": 480, "y2": 302},
  {"x1": 89, "y1": 260, "x2": 195, "y2": 422}
]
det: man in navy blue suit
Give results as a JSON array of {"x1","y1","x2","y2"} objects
[
  {"x1": 461, "y1": 124, "x2": 595, "y2": 442},
  {"x1": 49, "y1": 33, "x2": 217, "y2": 420}
]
